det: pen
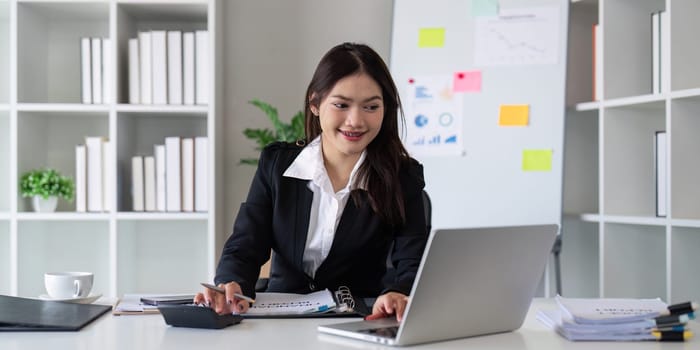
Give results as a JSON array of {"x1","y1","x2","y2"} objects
[
  {"x1": 200, "y1": 282, "x2": 256, "y2": 304},
  {"x1": 650, "y1": 330, "x2": 693, "y2": 341}
]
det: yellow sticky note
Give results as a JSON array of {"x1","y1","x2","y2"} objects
[
  {"x1": 499, "y1": 104, "x2": 529, "y2": 126},
  {"x1": 418, "y1": 28, "x2": 445, "y2": 48},
  {"x1": 522, "y1": 149, "x2": 552, "y2": 171}
]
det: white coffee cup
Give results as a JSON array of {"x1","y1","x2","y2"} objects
[{"x1": 44, "y1": 272, "x2": 94, "y2": 299}]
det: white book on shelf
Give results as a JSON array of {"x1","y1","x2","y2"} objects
[
  {"x1": 132, "y1": 156, "x2": 144, "y2": 212},
  {"x1": 75, "y1": 144, "x2": 87, "y2": 212},
  {"x1": 139, "y1": 31, "x2": 153, "y2": 105},
  {"x1": 165, "y1": 137, "x2": 182, "y2": 212},
  {"x1": 81, "y1": 37, "x2": 92, "y2": 104},
  {"x1": 660, "y1": 10, "x2": 670, "y2": 93},
  {"x1": 85, "y1": 136, "x2": 104, "y2": 212},
  {"x1": 102, "y1": 139, "x2": 112, "y2": 212},
  {"x1": 128, "y1": 38, "x2": 140, "y2": 104},
  {"x1": 154, "y1": 144, "x2": 166, "y2": 212},
  {"x1": 144, "y1": 156, "x2": 156, "y2": 212},
  {"x1": 102, "y1": 38, "x2": 112, "y2": 104},
  {"x1": 181, "y1": 138, "x2": 194, "y2": 212},
  {"x1": 651, "y1": 12, "x2": 660, "y2": 94},
  {"x1": 91, "y1": 37, "x2": 102, "y2": 105},
  {"x1": 167, "y1": 30, "x2": 183, "y2": 105},
  {"x1": 655, "y1": 131, "x2": 667, "y2": 217},
  {"x1": 194, "y1": 136, "x2": 208, "y2": 212},
  {"x1": 151, "y1": 30, "x2": 168, "y2": 105},
  {"x1": 183, "y1": 32, "x2": 195, "y2": 105},
  {"x1": 195, "y1": 30, "x2": 209, "y2": 105},
  {"x1": 593, "y1": 24, "x2": 602, "y2": 101}
]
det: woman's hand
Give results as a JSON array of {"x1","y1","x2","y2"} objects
[
  {"x1": 193, "y1": 281, "x2": 251, "y2": 315},
  {"x1": 367, "y1": 291, "x2": 409, "y2": 322}
]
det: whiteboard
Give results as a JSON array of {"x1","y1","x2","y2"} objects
[{"x1": 390, "y1": 0, "x2": 569, "y2": 229}]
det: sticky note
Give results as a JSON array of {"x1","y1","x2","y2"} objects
[
  {"x1": 498, "y1": 104, "x2": 529, "y2": 126},
  {"x1": 522, "y1": 149, "x2": 552, "y2": 171},
  {"x1": 472, "y1": 0, "x2": 499, "y2": 16},
  {"x1": 418, "y1": 28, "x2": 445, "y2": 48},
  {"x1": 453, "y1": 71, "x2": 482, "y2": 92}
]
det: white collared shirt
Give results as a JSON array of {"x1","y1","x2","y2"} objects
[{"x1": 283, "y1": 136, "x2": 366, "y2": 278}]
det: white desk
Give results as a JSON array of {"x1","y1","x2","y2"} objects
[{"x1": 1, "y1": 299, "x2": 697, "y2": 349}]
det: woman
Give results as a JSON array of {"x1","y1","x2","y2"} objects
[{"x1": 195, "y1": 43, "x2": 427, "y2": 321}]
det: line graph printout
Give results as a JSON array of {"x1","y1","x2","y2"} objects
[{"x1": 474, "y1": 6, "x2": 560, "y2": 66}]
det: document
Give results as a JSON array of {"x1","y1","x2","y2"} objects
[{"x1": 246, "y1": 289, "x2": 337, "y2": 316}]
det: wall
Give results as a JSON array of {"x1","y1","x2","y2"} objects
[{"x1": 220, "y1": 0, "x2": 394, "y2": 247}]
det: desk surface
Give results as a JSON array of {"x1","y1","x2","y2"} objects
[{"x1": 1, "y1": 299, "x2": 697, "y2": 349}]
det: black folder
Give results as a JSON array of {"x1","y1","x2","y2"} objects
[{"x1": 0, "y1": 295, "x2": 111, "y2": 331}]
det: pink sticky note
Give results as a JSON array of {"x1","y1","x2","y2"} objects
[{"x1": 453, "y1": 71, "x2": 481, "y2": 93}]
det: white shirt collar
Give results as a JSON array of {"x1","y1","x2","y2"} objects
[{"x1": 283, "y1": 136, "x2": 366, "y2": 192}]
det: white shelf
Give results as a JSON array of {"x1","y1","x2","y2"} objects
[
  {"x1": 563, "y1": 0, "x2": 700, "y2": 302},
  {"x1": 2, "y1": 0, "x2": 222, "y2": 298}
]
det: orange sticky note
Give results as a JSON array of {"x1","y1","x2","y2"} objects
[
  {"x1": 499, "y1": 104, "x2": 529, "y2": 126},
  {"x1": 418, "y1": 28, "x2": 445, "y2": 48},
  {"x1": 522, "y1": 149, "x2": 552, "y2": 171},
  {"x1": 453, "y1": 71, "x2": 481, "y2": 92}
]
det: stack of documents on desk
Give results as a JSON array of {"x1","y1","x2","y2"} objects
[{"x1": 537, "y1": 296, "x2": 696, "y2": 341}]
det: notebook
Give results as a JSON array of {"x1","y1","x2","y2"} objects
[
  {"x1": 318, "y1": 224, "x2": 558, "y2": 346},
  {"x1": 0, "y1": 295, "x2": 112, "y2": 331}
]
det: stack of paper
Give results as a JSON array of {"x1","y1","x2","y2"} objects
[{"x1": 537, "y1": 296, "x2": 696, "y2": 342}]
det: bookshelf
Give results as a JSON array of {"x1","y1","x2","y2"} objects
[
  {"x1": 563, "y1": 0, "x2": 700, "y2": 303},
  {"x1": 0, "y1": 0, "x2": 223, "y2": 298}
]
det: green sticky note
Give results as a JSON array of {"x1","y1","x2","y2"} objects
[
  {"x1": 418, "y1": 28, "x2": 445, "y2": 48},
  {"x1": 472, "y1": 0, "x2": 499, "y2": 17},
  {"x1": 522, "y1": 149, "x2": 552, "y2": 171}
]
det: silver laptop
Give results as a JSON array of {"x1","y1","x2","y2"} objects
[{"x1": 318, "y1": 224, "x2": 558, "y2": 346}]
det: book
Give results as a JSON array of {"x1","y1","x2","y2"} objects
[
  {"x1": 80, "y1": 37, "x2": 92, "y2": 104},
  {"x1": 102, "y1": 140, "x2": 112, "y2": 212},
  {"x1": 592, "y1": 24, "x2": 601, "y2": 101},
  {"x1": 131, "y1": 156, "x2": 144, "y2": 212},
  {"x1": 75, "y1": 144, "x2": 87, "y2": 212},
  {"x1": 194, "y1": 136, "x2": 208, "y2": 212},
  {"x1": 154, "y1": 144, "x2": 166, "y2": 212},
  {"x1": 183, "y1": 32, "x2": 195, "y2": 105},
  {"x1": 181, "y1": 138, "x2": 194, "y2": 212},
  {"x1": 102, "y1": 38, "x2": 111, "y2": 104},
  {"x1": 91, "y1": 37, "x2": 102, "y2": 105},
  {"x1": 85, "y1": 136, "x2": 104, "y2": 212},
  {"x1": 195, "y1": 30, "x2": 209, "y2": 105},
  {"x1": 139, "y1": 31, "x2": 152, "y2": 105},
  {"x1": 660, "y1": 10, "x2": 670, "y2": 93},
  {"x1": 655, "y1": 131, "x2": 667, "y2": 217},
  {"x1": 167, "y1": 30, "x2": 183, "y2": 105},
  {"x1": 151, "y1": 30, "x2": 168, "y2": 105},
  {"x1": 128, "y1": 38, "x2": 140, "y2": 104},
  {"x1": 651, "y1": 12, "x2": 660, "y2": 94},
  {"x1": 165, "y1": 137, "x2": 182, "y2": 212},
  {"x1": 144, "y1": 156, "x2": 156, "y2": 212}
]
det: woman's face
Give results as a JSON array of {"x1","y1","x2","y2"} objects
[{"x1": 311, "y1": 73, "x2": 384, "y2": 163}]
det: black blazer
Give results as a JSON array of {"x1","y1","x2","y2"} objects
[{"x1": 215, "y1": 142, "x2": 428, "y2": 298}]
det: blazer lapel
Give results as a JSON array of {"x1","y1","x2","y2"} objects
[{"x1": 293, "y1": 181, "x2": 313, "y2": 268}]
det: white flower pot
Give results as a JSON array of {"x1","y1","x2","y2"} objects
[{"x1": 32, "y1": 196, "x2": 58, "y2": 213}]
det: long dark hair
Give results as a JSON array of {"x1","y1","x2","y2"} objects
[{"x1": 304, "y1": 42, "x2": 409, "y2": 226}]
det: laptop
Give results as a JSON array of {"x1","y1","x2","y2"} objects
[{"x1": 318, "y1": 224, "x2": 558, "y2": 346}]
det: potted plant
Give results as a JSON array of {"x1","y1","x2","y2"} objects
[
  {"x1": 19, "y1": 168, "x2": 74, "y2": 212},
  {"x1": 241, "y1": 99, "x2": 305, "y2": 165}
]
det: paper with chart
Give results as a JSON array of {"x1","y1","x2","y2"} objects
[
  {"x1": 474, "y1": 6, "x2": 560, "y2": 66},
  {"x1": 246, "y1": 289, "x2": 336, "y2": 316},
  {"x1": 403, "y1": 75, "x2": 464, "y2": 157}
]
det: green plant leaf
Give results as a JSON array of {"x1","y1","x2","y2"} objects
[
  {"x1": 242, "y1": 99, "x2": 306, "y2": 166},
  {"x1": 19, "y1": 168, "x2": 74, "y2": 202}
]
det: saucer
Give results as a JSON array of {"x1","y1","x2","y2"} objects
[{"x1": 38, "y1": 293, "x2": 102, "y2": 304}]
